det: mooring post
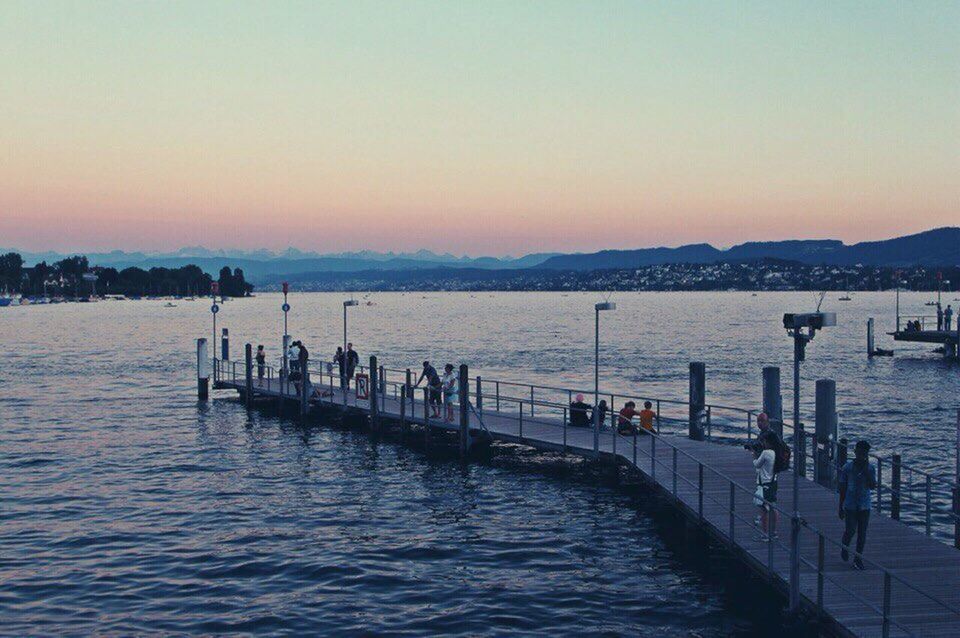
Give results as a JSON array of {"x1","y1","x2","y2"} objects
[
  {"x1": 369, "y1": 355, "x2": 379, "y2": 432},
  {"x1": 867, "y1": 318, "x2": 876, "y2": 357},
  {"x1": 815, "y1": 379, "x2": 836, "y2": 488},
  {"x1": 475, "y1": 376, "x2": 483, "y2": 413},
  {"x1": 458, "y1": 364, "x2": 469, "y2": 459},
  {"x1": 221, "y1": 328, "x2": 230, "y2": 361},
  {"x1": 245, "y1": 343, "x2": 253, "y2": 408},
  {"x1": 689, "y1": 362, "x2": 706, "y2": 441},
  {"x1": 762, "y1": 366, "x2": 783, "y2": 438},
  {"x1": 196, "y1": 338, "x2": 210, "y2": 400},
  {"x1": 891, "y1": 454, "x2": 902, "y2": 521}
]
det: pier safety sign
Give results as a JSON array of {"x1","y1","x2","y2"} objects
[{"x1": 355, "y1": 373, "x2": 369, "y2": 400}]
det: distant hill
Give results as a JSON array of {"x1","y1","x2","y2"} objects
[{"x1": 537, "y1": 227, "x2": 960, "y2": 270}]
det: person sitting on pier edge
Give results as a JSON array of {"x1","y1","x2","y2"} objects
[
  {"x1": 414, "y1": 361, "x2": 443, "y2": 418},
  {"x1": 593, "y1": 399, "x2": 608, "y2": 428},
  {"x1": 255, "y1": 345, "x2": 266, "y2": 379},
  {"x1": 945, "y1": 304, "x2": 954, "y2": 331},
  {"x1": 752, "y1": 435, "x2": 778, "y2": 542},
  {"x1": 569, "y1": 394, "x2": 592, "y2": 428},
  {"x1": 638, "y1": 401, "x2": 656, "y2": 433},
  {"x1": 441, "y1": 363, "x2": 458, "y2": 423},
  {"x1": 617, "y1": 401, "x2": 640, "y2": 435},
  {"x1": 839, "y1": 440, "x2": 877, "y2": 570},
  {"x1": 345, "y1": 343, "x2": 360, "y2": 390},
  {"x1": 333, "y1": 347, "x2": 346, "y2": 389}
]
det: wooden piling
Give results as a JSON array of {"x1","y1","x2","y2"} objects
[
  {"x1": 423, "y1": 387, "x2": 430, "y2": 448},
  {"x1": 222, "y1": 328, "x2": 230, "y2": 361},
  {"x1": 196, "y1": 338, "x2": 209, "y2": 400},
  {"x1": 689, "y1": 362, "x2": 705, "y2": 441},
  {"x1": 459, "y1": 364, "x2": 469, "y2": 459},
  {"x1": 399, "y1": 385, "x2": 407, "y2": 433},
  {"x1": 299, "y1": 364, "x2": 309, "y2": 417},
  {"x1": 762, "y1": 366, "x2": 783, "y2": 438},
  {"x1": 814, "y1": 379, "x2": 836, "y2": 487},
  {"x1": 867, "y1": 318, "x2": 876, "y2": 357},
  {"x1": 475, "y1": 376, "x2": 483, "y2": 413}
]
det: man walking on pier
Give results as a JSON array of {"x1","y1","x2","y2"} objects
[{"x1": 839, "y1": 440, "x2": 877, "y2": 570}]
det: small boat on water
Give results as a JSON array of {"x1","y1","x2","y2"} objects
[
  {"x1": 839, "y1": 294, "x2": 852, "y2": 301},
  {"x1": 164, "y1": 302, "x2": 177, "y2": 308}
]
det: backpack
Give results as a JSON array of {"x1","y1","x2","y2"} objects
[{"x1": 774, "y1": 438, "x2": 791, "y2": 474}]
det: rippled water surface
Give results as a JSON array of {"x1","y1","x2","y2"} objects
[{"x1": 1, "y1": 291, "x2": 956, "y2": 635}]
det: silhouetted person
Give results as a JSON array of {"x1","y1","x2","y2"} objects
[
  {"x1": 937, "y1": 303, "x2": 944, "y2": 331},
  {"x1": 415, "y1": 361, "x2": 442, "y2": 418},
  {"x1": 945, "y1": 305, "x2": 954, "y2": 331},
  {"x1": 333, "y1": 347, "x2": 346, "y2": 389},
  {"x1": 593, "y1": 399, "x2": 608, "y2": 428},
  {"x1": 345, "y1": 342, "x2": 360, "y2": 389},
  {"x1": 569, "y1": 394, "x2": 591, "y2": 428},
  {"x1": 255, "y1": 345, "x2": 266, "y2": 379}
]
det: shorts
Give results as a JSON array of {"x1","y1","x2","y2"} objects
[
  {"x1": 761, "y1": 481, "x2": 778, "y2": 505},
  {"x1": 444, "y1": 392, "x2": 458, "y2": 405},
  {"x1": 429, "y1": 387, "x2": 442, "y2": 405}
]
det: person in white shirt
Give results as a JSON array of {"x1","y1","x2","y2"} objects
[
  {"x1": 441, "y1": 364, "x2": 458, "y2": 423},
  {"x1": 752, "y1": 437, "x2": 778, "y2": 541}
]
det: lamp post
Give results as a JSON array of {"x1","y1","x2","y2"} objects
[
  {"x1": 782, "y1": 310, "x2": 835, "y2": 613},
  {"x1": 594, "y1": 301, "x2": 616, "y2": 455},
  {"x1": 281, "y1": 282, "x2": 290, "y2": 381},
  {"x1": 210, "y1": 281, "x2": 220, "y2": 376}
]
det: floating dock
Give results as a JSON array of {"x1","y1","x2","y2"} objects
[{"x1": 198, "y1": 338, "x2": 960, "y2": 637}]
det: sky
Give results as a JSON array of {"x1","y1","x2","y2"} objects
[{"x1": 1, "y1": 1, "x2": 959, "y2": 256}]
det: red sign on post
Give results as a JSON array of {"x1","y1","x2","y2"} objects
[
  {"x1": 355, "y1": 373, "x2": 369, "y2": 400},
  {"x1": 211, "y1": 281, "x2": 220, "y2": 295},
  {"x1": 282, "y1": 282, "x2": 289, "y2": 294}
]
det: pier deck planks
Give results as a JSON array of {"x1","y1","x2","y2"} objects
[{"x1": 223, "y1": 374, "x2": 960, "y2": 637}]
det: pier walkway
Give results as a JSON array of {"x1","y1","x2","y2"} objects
[{"x1": 210, "y1": 356, "x2": 960, "y2": 637}]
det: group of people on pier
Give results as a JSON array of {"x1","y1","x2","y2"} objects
[
  {"x1": 936, "y1": 303, "x2": 954, "y2": 331},
  {"x1": 745, "y1": 413, "x2": 876, "y2": 570},
  {"x1": 567, "y1": 394, "x2": 656, "y2": 435}
]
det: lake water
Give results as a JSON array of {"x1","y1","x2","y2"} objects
[{"x1": 1, "y1": 291, "x2": 956, "y2": 635}]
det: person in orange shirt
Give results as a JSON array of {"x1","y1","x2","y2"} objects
[{"x1": 638, "y1": 401, "x2": 656, "y2": 433}]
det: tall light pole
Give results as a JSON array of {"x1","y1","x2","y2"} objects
[
  {"x1": 343, "y1": 299, "x2": 359, "y2": 394},
  {"x1": 783, "y1": 310, "x2": 835, "y2": 613},
  {"x1": 281, "y1": 282, "x2": 291, "y2": 382},
  {"x1": 594, "y1": 301, "x2": 616, "y2": 455},
  {"x1": 895, "y1": 269, "x2": 901, "y2": 331}
]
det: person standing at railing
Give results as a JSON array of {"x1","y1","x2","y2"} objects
[
  {"x1": 617, "y1": 401, "x2": 640, "y2": 435},
  {"x1": 569, "y1": 394, "x2": 592, "y2": 428},
  {"x1": 333, "y1": 347, "x2": 346, "y2": 390},
  {"x1": 839, "y1": 440, "x2": 877, "y2": 570},
  {"x1": 345, "y1": 343, "x2": 359, "y2": 390},
  {"x1": 441, "y1": 363, "x2": 458, "y2": 423},
  {"x1": 945, "y1": 304, "x2": 953, "y2": 331},
  {"x1": 414, "y1": 361, "x2": 443, "y2": 419},
  {"x1": 255, "y1": 345, "x2": 266, "y2": 379},
  {"x1": 937, "y1": 303, "x2": 944, "y2": 331},
  {"x1": 592, "y1": 400, "x2": 608, "y2": 429},
  {"x1": 752, "y1": 436, "x2": 779, "y2": 542},
  {"x1": 639, "y1": 401, "x2": 656, "y2": 433}
]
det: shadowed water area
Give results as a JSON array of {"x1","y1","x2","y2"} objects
[{"x1": 1, "y1": 291, "x2": 956, "y2": 635}]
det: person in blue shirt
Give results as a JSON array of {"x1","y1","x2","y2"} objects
[{"x1": 838, "y1": 440, "x2": 877, "y2": 570}]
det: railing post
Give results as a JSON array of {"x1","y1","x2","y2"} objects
[
  {"x1": 882, "y1": 571, "x2": 891, "y2": 638},
  {"x1": 877, "y1": 457, "x2": 883, "y2": 513},
  {"x1": 423, "y1": 388, "x2": 430, "y2": 447},
  {"x1": 495, "y1": 381, "x2": 500, "y2": 411},
  {"x1": 698, "y1": 463, "x2": 704, "y2": 520},
  {"x1": 530, "y1": 386, "x2": 534, "y2": 417},
  {"x1": 632, "y1": 428, "x2": 637, "y2": 467},
  {"x1": 399, "y1": 385, "x2": 407, "y2": 434},
  {"x1": 475, "y1": 376, "x2": 483, "y2": 414},
  {"x1": 891, "y1": 454, "x2": 902, "y2": 520},
  {"x1": 706, "y1": 405, "x2": 712, "y2": 440},
  {"x1": 369, "y1": 356, "x2": 379, "y2": 431},
  {"x1": 300, "y1": 363, "x2": 309, "y2": 417},
  {"x1": 817, "y1": 535, "x2": 825, "y2": 620},
  {"x1": 519, "y1": 402, "x2": 523, "y2": 440},
  {"x1": 650, "y1": 434, "x2": 656, "y2": 480},
  {"x1": 672, "y1": 448, "x2": 677, "y2": 495},
  {"x1": 562, "y1": 407, "x2": 568, "y2": 453},
  {"x1": 953, "y1": 485, "x2": 960, "y2": 549},
  {"x1": 221, "y1": 327, "x2": 230, "y2": 361},
  {"x1": 458, "y1": 364, "x2": 469, "y2": 459},
  {"x1": 245, "y1": 343, "x2": 253, "y2": 408},
  {"x1": 925, "y1": 475, "x2": 932, "y2": 536},
  {"x1": 611, "y1": 407, "x2": 617, "y2": 457},
  {"x1": 797, "y1": 423, "x2": 807, "y2": 479},
  {"x1": 728, "y1": 481, "x2": 735, "y2": 544}
]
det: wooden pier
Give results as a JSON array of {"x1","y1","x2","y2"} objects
[{"x1": 201, "y1": 342, "x2": 960, "y2": 637}]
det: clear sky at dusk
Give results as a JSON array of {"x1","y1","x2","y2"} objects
[{"x1": 2, "y1": 1, "x2": 958, "y2": 256}]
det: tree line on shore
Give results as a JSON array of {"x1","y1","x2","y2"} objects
[{"x1": 0, "y1": 252, "x2": 252, "y2": 298}]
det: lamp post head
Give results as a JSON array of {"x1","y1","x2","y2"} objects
[
  {"x1": 344, "y1": 299, "x2": 359, "y2": 307},
  {"x1": 595, "y1": 301, "x2": 616, "y2": 312}
]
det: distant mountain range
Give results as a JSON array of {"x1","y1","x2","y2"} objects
[{"x1": 6, "y1": 227, "x2": 958, "y2": 284}]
